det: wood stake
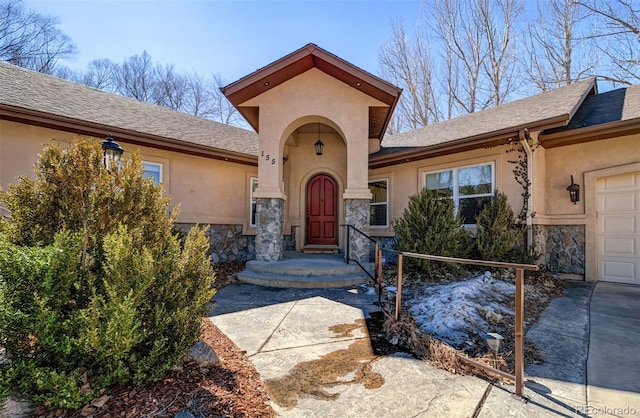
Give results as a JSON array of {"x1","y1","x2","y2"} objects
[
  {"x1": 396, "y1": 253, "x2": 403, "y2": 321},
  {"x1": 515, "y1": 268, "x2": 524, "y2": 396}
]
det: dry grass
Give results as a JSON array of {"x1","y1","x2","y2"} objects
[{"x1": 379, "y1": 271, "x2": 566, "y2": 379}]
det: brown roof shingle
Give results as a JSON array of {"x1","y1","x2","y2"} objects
[
  {"x1": 381, "y1": 78, "x2": 596, "y2": 148},
  {"x1": 0, "y1": 61, "x2": 258, "y2": 157}
]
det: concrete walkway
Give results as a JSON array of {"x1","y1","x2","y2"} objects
[
  {"x1": 587, "y1": 283, "x2": 640, "y2": 416},
  {"x1": 209, "y1": 281, "x2": 640, "y2": 417}
]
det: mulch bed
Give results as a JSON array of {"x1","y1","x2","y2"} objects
[{"x1": 36, "y1": 261, "x2": 275, "y2": 418}]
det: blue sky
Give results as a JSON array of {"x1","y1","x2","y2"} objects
[{"x1": 25, "y1": 0, "x2": 422, "y2": 83}]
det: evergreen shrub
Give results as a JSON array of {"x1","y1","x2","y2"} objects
[
  {"x1": 474, "y1": 191, "x2": 520, "y2": 262},
  {"x1": 474, "y1": 191, "x2": 540, "y2": 265},
  {"x1": 0, "y1": 139, "x2": 216, "y2": 408},
  {"x1": 392, "y1": 188, "x2": 471, "y2": 278}
]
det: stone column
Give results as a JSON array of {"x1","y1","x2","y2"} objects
[
  {"x1": 255, "y1": 198, "x2": 284, "y2": 261},
  {"x1": 345, "y1": 198, "x2": 370, "y2": 263}
]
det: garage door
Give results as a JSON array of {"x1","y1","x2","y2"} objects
[{"x1": 597, "y1": 171, "x2": 640, "y2": 284}]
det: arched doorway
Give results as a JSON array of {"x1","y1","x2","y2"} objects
[{"x1": 306, "y1": 174, "x2": 338, "y2": 246}]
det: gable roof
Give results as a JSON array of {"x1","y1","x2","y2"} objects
[
  {"x1": 540, "y1": 83, "x2": 640, "y2": 147},
  {"x1": 221, "y1": 43, "x2": 402, "y2": 140},
  {"x1": 0, "y1": 61, "x2": 259, "y2": 165},
  {"x1": 371, "y1": 78, "x2": 597, "y2": 168}
]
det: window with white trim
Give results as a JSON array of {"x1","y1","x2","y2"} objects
[
  {"x1": 142, "y1": 161, "x2": 162, "y2": 184},
  {"x1": 369, "y1": 179, "x2": 389, "y2": 227},
  {"x1": 425, "y1": 163, "x2": 494, "y2": 224},
  {"x1": 250, "y1": 177, "x2": 258, "y2": 227}
]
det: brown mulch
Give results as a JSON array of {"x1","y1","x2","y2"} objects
[{"x1": 37, "y1": 261, "x2": 276, "y2": 418}]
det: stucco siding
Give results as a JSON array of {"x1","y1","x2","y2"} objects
[
  {"x1": 541, "y1": 134, "x2": 640, "y2": 218},
  {"x1": 0, "y1": 120, "x2": 257, "y2": 229},
  {"x1": 368, "y1": 144, "x2": 521, "y2": 235}
]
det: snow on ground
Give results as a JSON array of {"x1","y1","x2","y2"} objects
[{"x1": 403, "y1": 272, "x2": 516, "y2": 349}]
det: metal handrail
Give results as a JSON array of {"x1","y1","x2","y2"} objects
[
  {"x1": 341, "y1": 224, "x2": 389, "y2": 303},
  {"x1": 341, "y1": 223, "x2": 535, "y2": 396},
  {"x1": 392, "y1": 251, "x2": 538, "y2": 397}
]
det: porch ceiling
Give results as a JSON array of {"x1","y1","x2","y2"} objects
[{"x1": 221, "y1": 43, "x2": 402, "y2": 141}]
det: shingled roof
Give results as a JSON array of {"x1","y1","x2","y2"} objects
[
  {"x1": 370, "y1": 79, "x2": 596, "y2": 168},
  {"x1": 540, "y1": 83, "x2": 640, "y2": 147},
  {"x1": 0, "y1": 62, "x2": 259, "y2": 164}
]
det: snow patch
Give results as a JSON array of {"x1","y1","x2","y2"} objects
[{"x1": 408, "y1": 275, "x2": 515, "y2": 348}]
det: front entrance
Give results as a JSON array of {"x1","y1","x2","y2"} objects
[{"x1": 306, "y1": 174, "x2": 338, "y2": 246}]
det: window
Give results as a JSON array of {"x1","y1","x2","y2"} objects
[
  {"x1": 369, "y1": 179, "x2": 389, "y2": 227},
  {"x1": 142, "y1": 161, "x2": 162, "y2": 184},
  {"x1": 250, "y1": 177, "x2": 258, "y2": 227},
  {"x1": 425, "y1": 163, "x2": 494, "y2": 224}
]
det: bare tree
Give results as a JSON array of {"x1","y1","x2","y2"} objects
[
  {"x1": 109, "y1": 52, "x2": 241, "y2": 124},
  {"x1": 115, "y1": 51, "x2": 156, "y2": 102},
  {"x1": 211, "y1": 73, "x2": 241, "y2": 125},
  {"x1": 0, "y1": 0, "x2": 76, "y2": 73},
  {"x1": 50, "y1": 64, "x2": 77, "y2": 81},
  {"x1": 432, "y1": 0, "x2": 487, "y2": 114},
  {"x1": 380, "y1": 0, "x2": 523, "y2": 129},
  {"x1": 379, "y1": 19, "x2": 439, "y2": 133},
  {"x1": 153, "y1": 63, "x2": 189, "y2": 110},
  {"x1": 183, "y1": 72, "x2": 214, "y2": 118},
  {"x1": 477, "y1": 0, "x2": 524, "y2": 107},
  {"x1": 576, "y1": 0, "x2": 640, "y2": 84},
  {"x1": 525, "y1": 0, "x2": 597, "y2": 90},
  {"x1": 77, "y1": 58, "x2": 118, "y2": 90},
  {"x1": 430, "y1": 0, "x2": 523, "y2": 114}
]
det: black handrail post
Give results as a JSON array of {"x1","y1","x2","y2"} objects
[{"x1": 345, "y1": 225, "x2": 350, "y2": 264}]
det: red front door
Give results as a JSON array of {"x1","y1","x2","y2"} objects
[{"x1": 306, "y1": 174, "x2": 338, "y2": 245}]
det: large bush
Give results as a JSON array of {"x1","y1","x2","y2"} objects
[
  {"x1": 0, "y1": 139, "x2": 215, "y2": 408},
  {"x1": 474, "y1": 191, "x2": 520, "y2": 261},
  {"x1": 474, "y1": 191, "x2": 539, "y2": 265},
  {"x1": 393, "y1": 189, "x2": 471, "y2": 278}
]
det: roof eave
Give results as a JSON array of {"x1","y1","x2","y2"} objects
[
  {"x1": 221, "y1": 43, "x2": 402, "y2": 139},
  {"x1": 539, "y1": 117, "x2": 640, "y2": 148},
  {"x1": 0, "y1": 105, "x2": 259, "y2": 166},
  {"x1": 370, "y1": 115, "x2": 569, "y2": 169}
]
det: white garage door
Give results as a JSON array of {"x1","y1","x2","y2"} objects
[{"x1": 597, "y1": 171, "x2": 640, "y2": 284}]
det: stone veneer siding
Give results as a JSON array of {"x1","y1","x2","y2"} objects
[
  {"x1": 175, "y1": 224, "x2": 255, "y2": 263},
  {"x1": 255, "y1": 198, "x2": 284, "y2": 261},
  {"x1": 534, "y1": 224, "x2": 585, "y2": 275},
  {"x1": 283, "y1": 226, "x2": 297, "y2": 252},
  {"x1": 345, "y1": 198, "x2": 371, "y2": 263},
  {"x1": 370, "y1": 236, "x2": 398, "y2": 262},
  {"x1": 176, "y1": 223, "x2": 296, "y2": 263}
]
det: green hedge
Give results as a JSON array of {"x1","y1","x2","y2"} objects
[{"x1": 0, "y1": 139, "x2": 215, "y2": 408}]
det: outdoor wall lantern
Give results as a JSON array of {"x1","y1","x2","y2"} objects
[
  {"x1": 101, "y1": 133, "x2": 124, "y2": 172},
  {"x1": 314, "y1": 123, "x2": 324, "y2": 156},
  {"x1": 567, "y1": 175, "x2": 580, "y2": 204},
  {"x1": 485, "y1": 332, "x2": 503, "y2": 369}
]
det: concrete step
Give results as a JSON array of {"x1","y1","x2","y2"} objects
[
  {"x1": 237, "y1": 270, "x2": 369, "y2": 288},
  {"x1": 237, "y1": 252, "x2": 375, "y2": 288},
  {"x1": 244, "y1": 258, "x2": 372, "y2": 277},
  {"x1": 302, "y1": 245, "x2": 340, "y2": 254}
]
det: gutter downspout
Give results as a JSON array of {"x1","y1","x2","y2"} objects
[{"x1": 519, "y1": 129, "x2": 533, "y2": 250}]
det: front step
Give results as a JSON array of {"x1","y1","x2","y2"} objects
[
  {"x1": 237, "y1": 252, "x2": 374, "y2": 288},
  {"x1": 302, "y1": 245, "x2": 339, "y2": 254},
  {"x1": 237, "y1": 270, "x2": 369, "y2": 288}
]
